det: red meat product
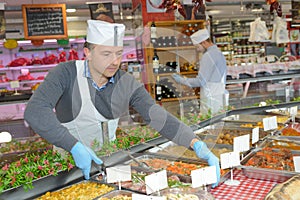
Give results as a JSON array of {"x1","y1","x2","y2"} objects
[
  {"x1": 68, "y1": 49, "x2": 79, "y2": 60},
  {"x1": 17, "y1": 73, "x2": 35, "y2": 81},
  {"x1": 8, "y1": 57, "x2": 31, "y2": 67},
  {"x1": 58, "y1": 51, "x2": 67, "y2": 63},
  {"x1": 31, "y1": 58, "x2": 44, "y2": 65},
  {"x1": 42, "y1": 54, "x2": 58, "y2": 65}
]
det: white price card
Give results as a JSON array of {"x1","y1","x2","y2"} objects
[
  {"x1": 106, "y1": 165, "x2": 131, "y2": 183},
  {"x1": 289, "y1": 106, "x2": 298, "y2": 116},
  {"x1": 233, "y1": 134, "x2": 250, "y2": 153},
  {"x1": 10, "y1": 81, "x2": 20, "y2": 89},
  {"x1": 252, "y1": 127, "x2": 259, "y2": 144},
  {"x1": 132, "y1": 193, "x2": 165, "y2": 200},
  {"x1": 293, "y1": 156, "x2": 300, "y2": 172},
  {"x1": 191, "y1": 166, "x2": 217, "y2": 188},
  {"x1": 263, "y1": 116, "x2": 278, "y2": 131},
  {"x1": 145, "y1": 170, "x2": 168, "y2": 195},
  {"x1": 220, "y1": 151, "x2": 240, "y2": 169},
  {"x1": 21, "y1": 68, "x2": 29, "y2": 75}
]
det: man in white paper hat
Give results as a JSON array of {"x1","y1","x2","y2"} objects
[
  {"x1": 173, "y1": 29, "x2": 228, "y2": 115},
  {"x1": 25, "y1": 21, "x2": 221, "y2": 187}
]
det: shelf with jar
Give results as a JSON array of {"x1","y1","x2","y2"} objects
[{"x1": 145, "y1": 20, "x2": 205, "y2": 103}]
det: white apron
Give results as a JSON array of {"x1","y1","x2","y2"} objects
[
  {"x1": 57, "y1": 60, "x2": 119, "y2": 152},
  {"x1": 200, "y1": 74, "x2": 228, "y2": 115}
]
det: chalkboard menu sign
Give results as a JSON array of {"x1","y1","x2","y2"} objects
[{"x1": 22, "y1": 4, "x2": 68, "y2": 39}]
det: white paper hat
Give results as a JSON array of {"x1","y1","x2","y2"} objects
[
  {"x1": 190, "y1": 29, "x2": 210, "y2": 45},
  {"x1": 87, "y1": 20, "x2": 125, "y2": 47}
]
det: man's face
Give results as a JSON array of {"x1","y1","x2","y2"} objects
[{"x1": 86, "y1": 45, "x2": 123, "y2": 78}]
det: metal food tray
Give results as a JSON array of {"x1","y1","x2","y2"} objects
[
  {"x1": 240, "y1": 148, "x2": 300, "y2": 182},
  {"x1": 96, "y1": 190, "x2": 136, "y2": 199},
  {"x1": 258, "y1": 136, "x2": 300, "y2": 150},
  {"x1": 92, "y1": 166, "x2": 193, "y2": 194},
  {"x1": 195, "y1": 128, "x2": 268, "y2": 149},
  {"x1": 34, "y1": 180, "x2": 116, "y2": 200},
  {"x1": 222, "y1": 114, "x2": 290, "y2": 124},
  {"x1": 147, "y1": 141, "x2": 232, "y2": 160},
  {"x1": 194, "y1": 121, "x2": 273, "y2": 140},
  {"x1": 123, "y1": 153, "x2": 231, "y2": 184}
]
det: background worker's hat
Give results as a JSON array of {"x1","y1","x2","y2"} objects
[
  {"x1": 86, "y1": 19, "x2": 125, "y2": 46},
  {"x1": 190, "y1": 29, "x2": 210, "y2": 45}
]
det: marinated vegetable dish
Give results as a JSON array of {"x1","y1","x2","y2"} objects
[
  {"x1": 201, "y1": 129, "x2": 269, "y2": 145},
  {"x1": 245, "y1": 147, "x2": 298, "y2": 171},
  {"x1": 131, "y1": 158, "x2": 205, "y2": 176},
  {"x1": 36, "y1": 182, "x2": 114, "y2": 200}
]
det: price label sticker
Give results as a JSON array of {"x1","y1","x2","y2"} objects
[
  {"x1": 10, "y1": 81, "x2": 20, "y2": 89},
  {"x1": 233, "y1": 134, "x2": 250, "y2": 153},
  {"x1": 220, "y1": 151, "x2": 240, "y2": 169},
  {"x1": 289, "y1": 106, "x2": 298, "y2": 116},
  {"x1": 252, "y1": 127, "x2": 259, "y2": 144},
  {"x1": 145, "y1": 170, "x2": 168, "y2": 195},
  {"x1": 106, "y1": 165, "x2": 131, "y2": 183},
  {"x1": 263, "y1": 116, "x2": 278, "y2": 131},
  {"x1": 191, "y1": 166, "x2": 217, "y2": 188},
  {"x1": 132, "y1": 193, "x2": 165, "y2": 200},
  {"x1": 293, "y1": 156, "x2": 300, "y2": 172},
  {"x1": 21, "y1": 68, "x2": 29, "y2": 75}
]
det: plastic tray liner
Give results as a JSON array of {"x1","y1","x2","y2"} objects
[
  {"x1": 240, "y1": 147, "x2": 300, "y2": 182},
  {"x1": 96, "y1": 190, "x2": 136, "y2": 200},
  {"x1": 34, "y1": 180, "x2": 116, "y2": 200},
  {"x1": 222, "y1": 114, "x2": 290, "y2": 124},
  {"x1": 258, "y1": 136, "x2": 300, "y2": 150},
  {"x1": 92, "y1": 166, "x2": 193, "y2": 194},
  {"x1": 122, "y1": 153, "x2": 230, "y2": 185}
]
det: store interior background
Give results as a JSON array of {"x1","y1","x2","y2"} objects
[{"x1": 0, "y1": 0, "x2": 299, "y2": 130}]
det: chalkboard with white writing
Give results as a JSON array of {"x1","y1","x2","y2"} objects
[{"x1": 22, "y1": 4, "x2": 68, "y2": 39}]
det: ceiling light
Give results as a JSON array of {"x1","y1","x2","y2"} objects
[{"x1": 66, "y1": 8, "x2": 76, "y2": 13}]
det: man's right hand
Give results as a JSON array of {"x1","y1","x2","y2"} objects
[{"x1": 70, "y1": 142, "x2": 102, "y2": 179}]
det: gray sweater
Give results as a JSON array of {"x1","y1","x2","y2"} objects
[{"x1": 24, "y1": 61, "x2": 196, "y2": 152}]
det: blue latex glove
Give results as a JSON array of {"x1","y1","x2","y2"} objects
[
  {"x1": 172, "y1": 74, "x2": 192, "y2": 87},
  {"x1": 193, "y1": 141, "x2": 220, "y2": 188},
  {"x1": 70, "y1": 142, "x2": 103, "y2": 179},
  {"x1": 172, "y1": 74, "x2": 185, "y2": 83}
]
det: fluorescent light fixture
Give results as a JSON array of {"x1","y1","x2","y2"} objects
[{"x1": 66, "y1": 8, "x2": 76, "y2": 13}]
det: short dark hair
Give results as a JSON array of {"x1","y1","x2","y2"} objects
[{"x1": 84, "y1": 42, "x2": 96, "y2": 50}]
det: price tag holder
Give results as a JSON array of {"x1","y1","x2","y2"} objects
[
  {"x1": 220, "y1": 151, "x2": 240, "y2": 169},
  {"x1": 132, "y1": 193, "x2": 165, "y2": 200},
  {"x1": 263, "y1": 116, "x2": 278, "y2": 131},
  {"x1": 10, "y1": 81, "x2": 20, "y2": 89},
  {"x1": 252, "y1": 127, "x2": 259, "y2": 144},
  {"x1": 191, "y1": 166, "x2": 217, "y2": 188},
  {"x1": 145, "y1": 170, "x2": 168, "y2": 195},
  {"x1": 233, "y1": 134, "x2": 250, "y2": 153},
  {"x1": 293, "y1": 156, "x2": 300, "y2": 172},
  {"x1": 106, "y1": 165, "x2": 131, "y2": 184},
  {"x1": 289, "y1": 106, "x2": 298, "y2": 116}
]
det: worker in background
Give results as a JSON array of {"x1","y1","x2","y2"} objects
[
  {"x1": 173, "y1": 29, "x2": 228, "y2": 115},
  {"x1": 24, "y1": 20, "x2": 221, "y2": 188}
]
